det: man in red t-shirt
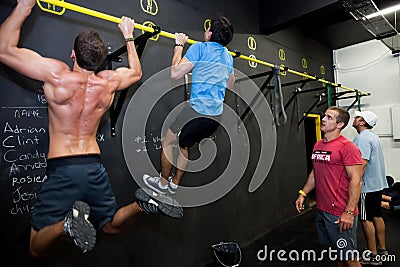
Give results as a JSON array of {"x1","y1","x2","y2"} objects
[{"x1": 295, "y1": 106, "x2": 362, "y2": 267}]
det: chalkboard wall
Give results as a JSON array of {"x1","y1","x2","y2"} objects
[{"x1": 0, "y1": 0, "x2": 332, "y2": 266}]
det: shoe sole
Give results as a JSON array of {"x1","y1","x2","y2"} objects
[
  {"x1": 71, "y1": 201, "x2": 96, "y2": 253},
  {"x1": 168, "y1": 188, "x2": 176, "y2": 195},
  {"x1": 135, "y1": 188, "x2": 183, "y2": 219},
  {"x1": 143, "y1": 174, "x2": 167, "y2": 195}
]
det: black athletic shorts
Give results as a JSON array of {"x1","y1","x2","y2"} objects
[
  {"x1": 31, "y1": 155, "x2": 118, "y2": 232},
  {"x1": 359, "y1": 190, "x2": 383, "y2": 221},
  {"x1": 169, "y1": 106, "x2": 221, "y2": 148}
]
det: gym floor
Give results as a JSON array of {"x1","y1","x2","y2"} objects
[{"x1": 205, "y1": 207, "x2": 399, "y2": 266}]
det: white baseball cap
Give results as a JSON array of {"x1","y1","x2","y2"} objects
[{"x1": 354, "y1": 110, "x2": 378, "y2": 127}]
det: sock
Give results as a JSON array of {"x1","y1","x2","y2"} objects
[{"x1": 158, "y1": 181, "x2": 168, "y2": 189}]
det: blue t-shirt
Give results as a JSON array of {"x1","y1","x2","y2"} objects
[
  {"x1": 184, "y1": 42, "x2": 234, "y2": 116},
  {"x1": 353, "y1": 129, "x2": 388, "y2": 193}
]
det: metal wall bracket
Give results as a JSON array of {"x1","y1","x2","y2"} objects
[{"x1": 107, "y1": 26, "x2": 161, "y2": 137}]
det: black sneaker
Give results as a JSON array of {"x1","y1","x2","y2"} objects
[
  {"x1": 63, "y1": 201, "x2": 96, "y2": 253},
  {"x1": 360, "y1": 253, "x2": 382, "y2": 266},
  {"x1": 377, "y1": 247, "x2": 388, "y2": 257},
  {"x1": 135, "y1": 188, "x2": 183, "y2": 219}
]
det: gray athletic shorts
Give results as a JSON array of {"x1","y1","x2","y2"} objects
[{"x1": 316, "y1": 209, "x2": 359, "y2": 261}]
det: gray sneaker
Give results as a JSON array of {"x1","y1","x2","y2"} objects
[
  {"x1": 168, "y1": 177, "x2": 178, "y2": 195},
  {"x1": 63, "y1": 201, "x2": 96, "y2": 253},
  {"x1": 143, "y1": 174, "x2": 168, "y2": 194}
]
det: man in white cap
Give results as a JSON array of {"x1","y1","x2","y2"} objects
[{"x1": 352, "y1": 110, "x2": 389, "y2": 265}]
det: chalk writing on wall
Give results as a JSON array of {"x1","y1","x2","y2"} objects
[{"x1": 1, "y1": 93, "x2": 48, "y2": 215}]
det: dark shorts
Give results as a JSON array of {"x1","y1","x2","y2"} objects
[
  {"x1": 316, "y1": 209, "x2": 359, "y2": 261},
  {"x1": 358, "y1": 190, "x2": 383, "y2": 221},
  {"x1": 169, "y1": 106, "x2": 221, "y2": 148},
  {"x1": 31, "y1": 155, "x2": 118, "y2": 232}
]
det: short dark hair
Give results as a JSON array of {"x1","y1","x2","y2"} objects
[
  {"x1": 73, "y1": 30, "x2": 106, "y2": 71},
  {"x1": 210, "y1": 16, "x2": 234, "y2": 46},
  {"x1": 328, "y1": 106, "x2": 350, "y2": 130}
]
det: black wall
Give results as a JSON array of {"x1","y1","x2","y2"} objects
[
  {"x1": 0, "y1": 0, "x2": 332, "y2": 266},
  {"x1": 259, "y1": 0, "x2": 338, "y2": 34}
]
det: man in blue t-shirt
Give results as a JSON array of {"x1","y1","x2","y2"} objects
[
  {"x1": 143, "y1": 16, "x2": 235, "y2": 195},
  {"x1": 352, "y1": 110, "x2": 389, "y2": 265}
]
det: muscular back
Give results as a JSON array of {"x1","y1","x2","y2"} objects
[
  {"x1": 0, "y1": 11, "x2": 141, "y2": 159},
  {"x1": 44, "y1": 67, "x2": 120, "y2": 159}
]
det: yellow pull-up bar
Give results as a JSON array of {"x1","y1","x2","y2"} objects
[
  {"x1": 37, "y1": 0, "x2": 197, "y2": 44},
  {"x1": 37, "y1": 0, "x2": 370, "y2": 96}
]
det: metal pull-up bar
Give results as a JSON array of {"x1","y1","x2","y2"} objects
[{"x1": 37, "y1": 0, "x2": 370, "y2": 96}]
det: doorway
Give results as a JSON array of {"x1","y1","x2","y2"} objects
[{"x1": 304, "y1": 113, "x2": 322, "y2": 206}]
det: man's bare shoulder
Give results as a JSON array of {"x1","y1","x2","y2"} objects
[
  {"x1": 41, "y1": 58, "x2": 74, "y2": 82},
  {"x1": 94, "y1": 69, "x2": 125, "y2": 92},
  {"x1": 96, "y1": 69, "x2": 118, "y2": 80}
]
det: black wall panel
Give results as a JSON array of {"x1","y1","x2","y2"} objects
[
  {"x1": 0, "y1": 0, "x2": 332, "y2": 266},
  {"x1": 259, "y1": 0, "x2": 338, "y2": 34}
]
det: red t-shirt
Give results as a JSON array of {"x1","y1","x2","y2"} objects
[{"x1": 312, "y1": 135, "x2": 362, "y2": 216}]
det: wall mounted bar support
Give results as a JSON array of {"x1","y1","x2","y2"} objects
[{"x1": 107, "y1": 28, "x2": 161, "y2": 136}]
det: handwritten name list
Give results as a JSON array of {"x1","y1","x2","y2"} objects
[{"x1": 1, "y1": 94, "x2": 48, "y2": 216}]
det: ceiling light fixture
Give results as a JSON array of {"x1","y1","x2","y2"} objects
[{"x1": 363, "y1": 3, "x2": 400, "y2": 20}]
